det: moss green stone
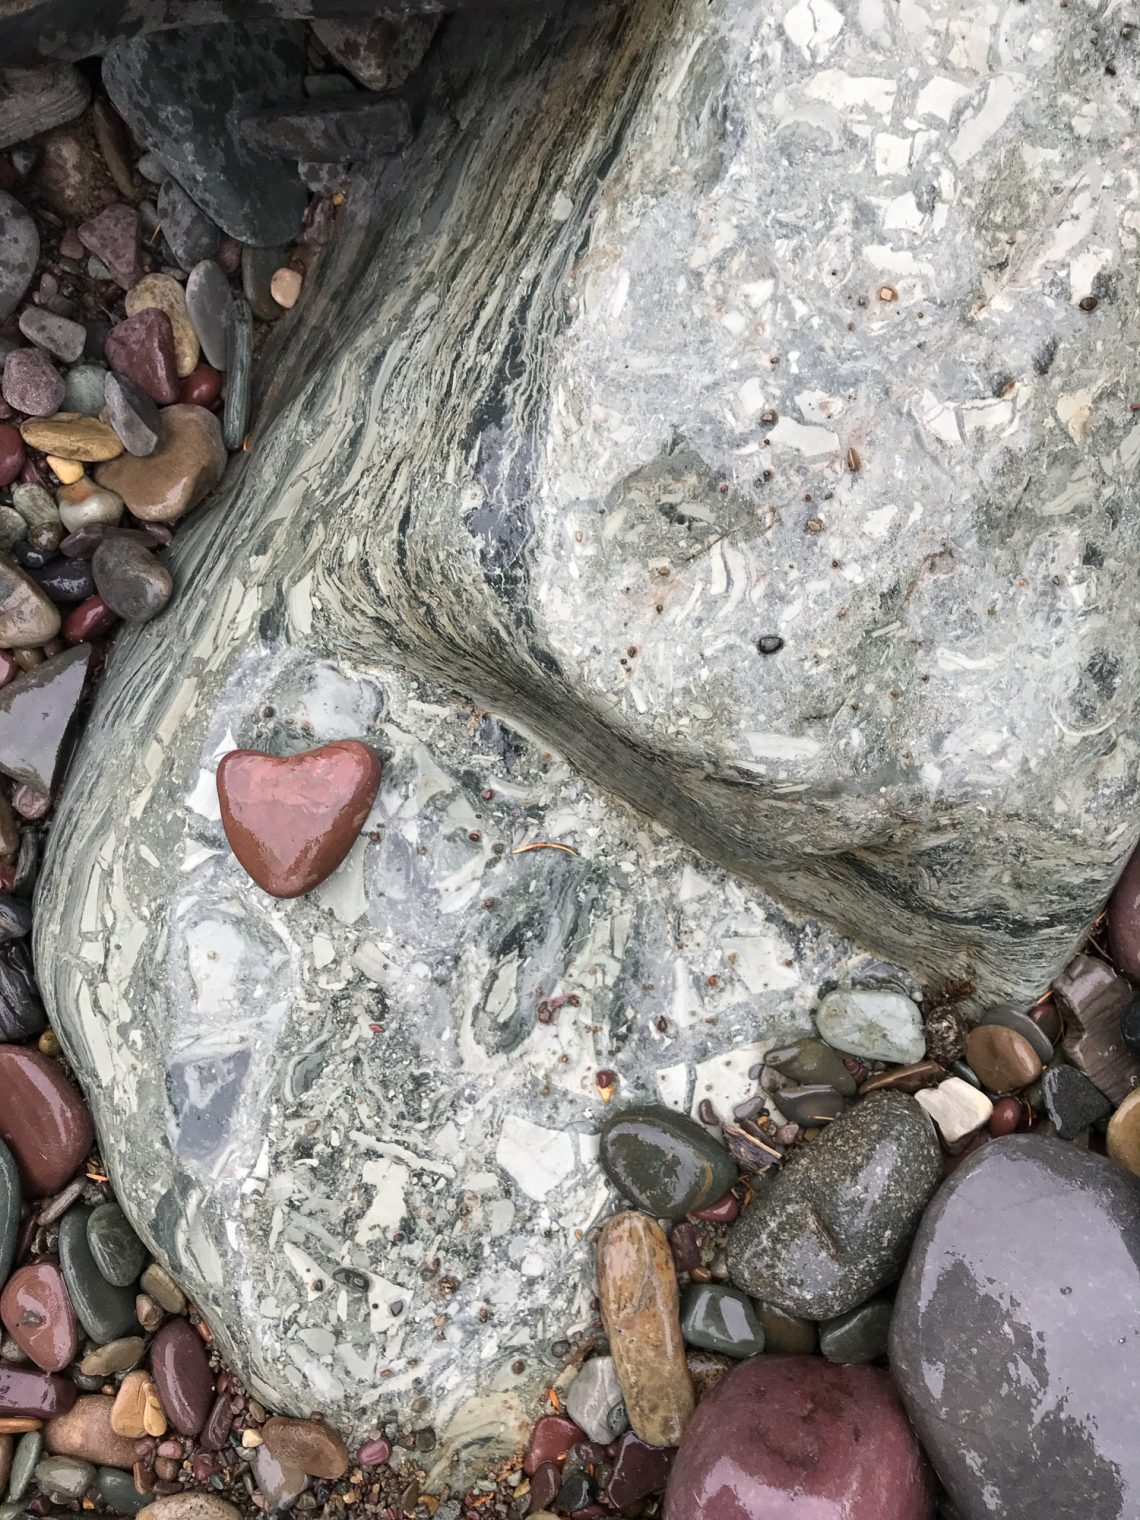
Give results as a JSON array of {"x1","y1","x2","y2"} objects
[
  {"x1": 679, "y1": 1283, "x2": 765, "y2": 1359},
  {"x1": 820, "y1": 1296, "x2": 893, "y2": 1364},
  {"x1": 599, "y1": 1105, "x2": 736, "y2": 1220},
  {"x1": 754, "y1": 1300, "x2": 818, "y2": 1355},
  {"x1": 765, "y1": 1038, "x2": 857, "y2": 1096}
]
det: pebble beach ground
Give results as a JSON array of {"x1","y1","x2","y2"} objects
[{"x1": 2, "y1": 22, "x2": 1140, "y2": 1520}]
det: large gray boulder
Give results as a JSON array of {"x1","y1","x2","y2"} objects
[{"x1": 33, "y1": 0, "x2": 1140, "y2": 1483}]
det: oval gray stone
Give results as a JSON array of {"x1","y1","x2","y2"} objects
[
  {"x1": 891, "y1": 1136, "x2": 1140, "y2": 1520},
  {"x1": 58, "y1": 1204, "x2": 142, "y2": 1343},
  {"x1": 0, "y1": 190, "x2": 38, "y2": 321},
  {"x1": 86, "y1": 1201, "x2": 148, "y2": 1287},
  {"x1": 725, "y1": 1093, "x2": 942, "y2": 1318}
]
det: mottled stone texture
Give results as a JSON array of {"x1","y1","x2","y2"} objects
[{"x1": 31, "y1": 0, "x2": 1140, "y2": 1485}]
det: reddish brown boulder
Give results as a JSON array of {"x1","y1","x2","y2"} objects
[
  {"x1": 216, "y1": 740, "x2": 381, "y2": 898},
  {"x1": 0, "y1": 1261, "x2": 79, "y2": 1371},
  {"x1": 0, "y1": 1044, "x2": 93, "y2": 1195},
  {"x1": 665, "y1": 1356, "x2": 933, "y2": 1520}
]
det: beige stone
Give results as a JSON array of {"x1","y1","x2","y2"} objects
[
  {"x1": 0, "y1": 556, "x2": 61, "y2": 646},
  {"x1": 110, "y1": 1369, "x2": 166, "y2": 1438},
  {"x1": 47, "y1": 455, "x2": 85, "y2": 484},
  {"x1": 597, "y1": 1210, "x2": 694, "y2": 1447},
  {"x1": 45, "y1": 1395, "x2": 140, "y2": 1467},
  {"x1": 0, "y1": 1433, "x2": 11, "y2": 1494},
  {"x1": 125, "y1": 274, "x2": 201, "y2": 377},
  {"x1": 57, "y1": 478, "x2": 124, "y2": 532},
  {"x1": 96, "y1": 405, "x2": 226, "y2": 523},
  {"x1": 20, "y1": 414, "x2": 123, "y2": 463},
  {"x1": 141, "y1": 1497, "x2": 243, "y2": 1520},
  {"x1": 79, "y1": 1335, "x2": 145, "y2": 1377},
  {"x1": 1107, "y1": 1088, "x2": 1140, "y2": 1177},
  {"x1": 270, "y1": 267, "x2": 302, "y2": 309},
  {"x1": 261, "y1": 1415, "x2": 349, "y2": 1479},
  {"x1": 140, "y1": 1262, "x2": 186, "y2": 1313},
  {"x1": 915, "y1": 1076, "x2": 993, "y2": 1152}
]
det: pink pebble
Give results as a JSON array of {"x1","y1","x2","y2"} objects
[{"x1": 357, "y1": 1437, "x2": 391, "y2": 1467}]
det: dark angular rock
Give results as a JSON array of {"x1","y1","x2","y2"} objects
[
  {"x1": 599, "y1": 1105, "x2": 736, "y2": 1220},
  {"x1": 103, "y1": 370, "x2": 160, "y2": 457},
  {"x1": 1041, "y1": 1063, "x2": 1113, "y2": 1139},
  {"x1": 241, "y1": 93, "x2": 412, "y2": 161},
  {"x1": 0, "y1": 939, "x2": 46, "y2": 1041},
  {"x1": 819, "y1": 1295, "x2": 892, "y2": 1364},
  {"x1": 31, "y1": 556, "x2": 96, "y2": 606},
  {"x1": 891, "y1": 1135, "x2": 1140, "y2": 1520},
  {"x1": 0, "y1": 65, "x2": 90, "y2": 150},
  {"x1": 92, "y1": 536, "x2": 172, "y2": 624},
  {"x1": 105, "y1": 309, "x2": 180, "y2": 405},
  {"x1": 156, "y1": 178, "x2": 220, "y2": 271},
  {"x1": 0, "y1": 1136, "x2": 18, "y2": 1287},
  {"x1": 606, "y1": 1431, "x2": 675, "y2": 1509},
  {"x1": 58, "y1": 1205, "x2": 141, "y2": 1343},
  {"x1": 0, "y1": 189, "x2": 37, "y2": 321},
  {"x1": 1053, "y1": 953, "x2": 1140, "y2": 1103},
  {"x1": 665, "y1": 1356, "x2": 933, "y2": 1520},
  {"x1": 0, "y1": 644, "x2": 92, "y2": 796},
  {"x1": 726, "y1": 1092, "x2": 941, "y2": 1318},
  {"x1": 103, "y1": 23, "x2": 309, "y2": 246}
]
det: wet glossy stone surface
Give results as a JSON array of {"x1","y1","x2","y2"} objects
[
  {"x1": 103, "y1": 372, "x2": 160, "y2": 458},
  {"x1": 150, "y1": 1317, "x2": 213, "y2": 1436},
  {"x1": 183, "y1": 260, "x2": 232, "y2": 370},
  {"x1": 1106, "y1": 1089, "x2": 1140, "y2": 1177},
  {"x1": 44, "y1": 1395, "x2": 139, "y2": 1468},
  {"x1": 124, "y1": 274, "x2": 200, "y2": 379},
  {"x1": 665, "y1": 1356, "x2": 933, "y2": 1520},
  {"x1": 892, "y1": 1136, "x2": 1140, "y2": 1520},
  {"x1": 0, "y1": 1366, "x2": 76, "y2": 1420},
  {"x1": 105, "y1": 309, "x2": 180, "y2": 405},
  {"x1": 765, "y1": 1038, "x2": 857, "y2": 1097},
  {"x1": 726, "y1": 1094, "x2": 941, "y2": 1318},
  {"x1": 0, "y1": 644, "x2": 92, "y2": 797},
  {"x1": 598, "y1": 1107, "x2": 737, "y2": 1221},
  {"x1": 977, "y1": 1005, "x2": 1054, "y2": 1064},
  {"x1": 0, "y1": 1262, "x2": 79, "y2": 1372},
  {"x1": 965, "y1": 1025, "x2": 1043, "y2": 1093},
  {"x1": 1054, "y1": 954, "x2": 1140, "y2": 1103},
  {"x1": 597, "y1": 1212, "x2": 694, "y2": 1449},
  {"x1": 92, "y1": 537, "x2": 172, "y2": 624},
  {"x1": 216, "y1": 740, "x2": 382, "y2": 899},
  {"x1": 58, "y1": 1206, "x2": 140, "y2": 1344},
  {"x1": 261, "y1": 1416, "x2": 348, "y2": 1480},
  {"x1": 820, "y1": 1296, "x2": 892, "y2": 1364},
  {"x1": 0, "y1": 555, "x2": 60, "y2": 649},
  {"x1": 0, "y1": 1045, "x2": 92, "y2": 1195},
  {"x1": 0, "y1": 1139, "x2": 17, "y2": 1287},
  {"x1": 563, "y1": 1356, "x2": 626, "y2": 1446},
  {"x1": 753, "y1": 1300, "x2": 817, "y2": 1356},
  {"x1": 86, "y1": 1202, "x2": 147, "y2": 1288},
  {"x1": 1041, "y1": 1065, "x2": 1113, "y2": 1139},
  {"x1": 96, "y1": 404, "x2": 225, "y2": 523},
  {"x1": 679, "y1": 1284, "x2": 764, "y2": 1359}
]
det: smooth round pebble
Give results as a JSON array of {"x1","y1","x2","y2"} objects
[
  {"x1": 2, "y1": 348, "x2": 64, "y2": 417},
  {"x1": 261, "y1": 1416, "x2": 349, "y2": 1479},
  {"x1": 87, "y1": 1202, "x2": 148, "y2": 1287},
  {"x1": 0, "y1": 1261, "x2": 79, "y2": 1371},
  {"x1": 92, "y1": 537, "x2": 172, "y2": 623},
  {"x1": 599, "y1": 1105, "x2": 737, "y2": 1220},
  {"x1": 965, "y1": 1025, "x2": 1042, "y2": 1093},
  {"x1": 0, "y1": 1045, "x2": 93, "y2": 1195},
  {"x1": 150, "y1": 1317, "x2": 213, "y2": 1436},
  {"x1": 269, "y1": 267, "x2": 302, "y2": 308}
]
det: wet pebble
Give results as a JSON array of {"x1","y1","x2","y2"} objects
[
  {"x1": 0, "y1": 1043, "x2": 92, "y2": 1194},
  {"x1": 184, "y1": 260, "x2": 233, "y2": 370},
  {"x1": 679, "y1": 1284, "x2": 765, "y2": 1359},
  {"x1": 139, "y1": 1264, "x2": 185, "y2": 1315},
  {"x1": 150, "y1": 1317, "x2": 213, "y2": 1436},
  {"x1": 261, "y1": 1415, "x2": 348, "y2": 1479},
  {"x1": 44, "y1": 1394, "x2": 139, "y2": 1468},
  {"x1": 977, "y1": 1005, "x2": 1054, "y2": 1064},
  {"x1": 32, "y1": 554, "x2": 95, "y2": 606},
  {"x1": 819, "y1": 1295, "x2": 893, "y2": 1364},
  {"x1": 62, "y1": 363, "x2": 108, "y2": 418},
  {"x1": 241, "y1": 244, "x2": 288, "y2": 322},
  {"x1": 598, "y1": 1105, "x2": 736, "y2": 1220},
  {"x1": 0, "y1": 643, "x2": 93, "y2": 798},
  {"x1": 196, "y1": 1390, "x2": 231, "y2": 1452},
  {"x1": 124, "y1": 275, "x2": 200, "y2": 378},
  {"x1": 0, "y1": 1140, "x2": 17, "y2": 1287},
  {"x1": 0, "y1": 424, "x2": 24, "y2": 486},
  {"x1": 597, "y1": 1211, "x2": 694, "y2": 1447},
  {"x1": 1041, "y1": 1063, "x2": 1113, "y2": 1139},
  {"x1": 105, "y1": 309, "x2": 181, "y2": 405},
  {"x1": 157, "y1": 180, "x2": 220, "y2": 271},
  {"x1": 523, "y1": 1414, "x2": 583, "y2": 1475},
  {"x1": 179, "y1": 363, "x2": 222, "y2": 408},
  {"x1": 19, "y1": 414, "x2": 123, "y2": 463},
  {"x1": 753, "y1": 1299, "x2": 818, "y2": 1356},
  {"x1": 58, "y1": 1205, "x2": 141, "y2": 1343},
  {"x1": 815, "y1": 988, "x2": 926, "y2": 1065},
  {"x1": 252, "y1": 1440, "x2": 309, "y2": 1508},
  {"x1": 96, "y1": 403, "x2": 226, "y2": 523},
  {"x1": 765, "y1": 1037, "x2": 857, "y2": 1096},
  {"x1": 62, "y1": 596, "x2": 117, "y2": 645},
  {"x1": 6, "y1": 1427, "x2": 40, "y2": 1500},
  {"x1": 1053, "y1": 952, "x2": 1140, "y2": 1103},
  {"x1": 87, "y1": 1202, "x2": 148, "y2": 1288},
  {"x1": 79, "y1": 1335, "x2": 146, "y2": 1377},
  {"x1": 0, "y1": 1364, "x2": 76, "y2": 1419},
  {"x1": 1106, "y1": 1088, "x2": 1140, "y2": 1176},
  {"x1": 964, "y1": 1025, "x2": 1042, "y2": 1093},
  {"x1": 563, "y1": 1355, "x2": 627, "y2": 1445},
  {"x1": 34, "y1": 1451, "x2": 94, "y2": 1499},
  {"x1": 0, "y1": 1262, "x2": 79, "y2": 1373},
  {"x1": 98, "y1": 1462, "x2": 154, "y2": 1515},
  {"x1": 92, "y1": 536, "x2": 173, "y2": 623},
  {"x1": 221, "y1": 293, "x2": 252, "y2": 449},
  {"x1": 2, "y1": 348, "x2": 64, "y2": 417},
  {"x1": 104, "y1": 372, "x2": 160, "y2": 457},
  {"x1": 915, "y1": 1075, "x2": 992, "y2": 1151},
  {"x1": 0, "y1": 192, "x2": 38, "y2": 321},
  {"x1": 76, "y1": 205, "x2": 141, "y2": 291}
]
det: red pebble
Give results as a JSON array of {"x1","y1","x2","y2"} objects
[
  {"x1": 191, "y1": 1453, "x2": 218, "y2": 1483},
  {"x1": 179, "y1": 363, "x2": 222, "y2": 408},
  {"x1": 41, "y1": 638, "x2": 65, "y2": 659},
  {"x1": 669, "y1": 1220, "x2": 701, "y2": 1274},
  {"x1": 690, "y1": 1190, "x2": 740, "y2": 1224},
  {"x1": 19, "y1": 456, "x2": 46, "y2": 487},
  {"x1": 523, "y1": 1415, "x2": 585, "y2": 1476},
  {"x1": 215, "y1": 237, "x2": 241, "y2": 273},
  {"x1": 989, "y1": 1096, "x2": 1029, "y2": 1138},
  {"x1": 357, "y1": 1437, "x2": 391, "y2": 1467},
  {"x1": 63, "y1": 596, "x2": 119, "y2": 645},
  {"x1": 0, "y1": 423, "x2": 24, "y2": 487},
  {"x1": 11, "y1": 786, "x2": 49, "y2": 821},
  {"x1": 0, "y1": 867, "x2": 15, "y2": 894}
]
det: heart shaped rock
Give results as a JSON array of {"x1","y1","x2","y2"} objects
[{"x1": 216, "y1": 740, "x2": 381, "y2": 898}]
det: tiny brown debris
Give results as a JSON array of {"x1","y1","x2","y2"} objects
[
  {"x1": 878, "y1": 284, "x2": 898, "y2": 302},
  {"x1": 1079, "y1": 294, "x2": 1098, "y2": 311},
  {"x1": 846, "y1": 446, "x2": 861, "y2": 472}
]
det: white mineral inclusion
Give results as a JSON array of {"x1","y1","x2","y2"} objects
[{"x1": 495, "y1": 1115, "x2": 577, "y2": 1201}]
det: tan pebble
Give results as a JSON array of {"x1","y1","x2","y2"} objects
[
  {"x1": 965, "y1": 1025, "x2": 1042, "y2": 1093},
  {"x1": 46, "y1": 454, "x2": 85, "y2": 484},
  {"x1": 95, "y1": 405, "x2": 225, "y2": 524},
  {"x1": 0, "y1": 1416, "x2": 43, "y2": 1433},
  {"x1": 125, "y1": 273, "x2": 200, "y2": 377},
  {"x1": 269, "y1": 267, "x2": 302, "y2": 309},
  {"x1": 79, "y1": 1335, "x2": 146, "y2": 1377},
  {"x1": 261, "y1": 1415, "x2": 349, "y2": 1479},
  {"x1": 57, "y1": 477, "x2": 124, "y2": 532},
  {"x1": 143, "y1": 1385, "x2": 168, "y2": 1438},
  {"x1": 139, "y1": 1263, "x2": 186, "y2": 1314},
  {"x1": 45, "y1": 1394, "x2": 140, "y2": 1467},
  {"x1": 37, "y1": 1029, "x2": 61, "y2": 1058},
  {"x1": 1106, "y1": 1089, "x2": 1140, "y2": 1177},
  {"x1": 110, "y1": 1370, "x2": 149, "y2": 1438},
  {"x1": 142, "y1": 1495, "x2": 243, "y2": 1519},
  {"x1": 135, "y1": 1291, "x2": 165, "y2": 1332},
  {"x1": 19, "y1": 414, "x2": 123, "y2": 463},
  {"x1": 240, "y1": 1428, "x2": 263, "y2": 1448},
  {"x1": 597, "y1": 1210, "x2": 694, "y2": 1447}
]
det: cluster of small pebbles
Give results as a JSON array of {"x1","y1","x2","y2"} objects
[{"x1": 511, "y1": 903, "x2": 1140, "y2": 1519}]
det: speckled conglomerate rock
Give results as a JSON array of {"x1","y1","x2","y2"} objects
[{"x1": 31, "y1": 0, "x2": 1140, "y2": 1486}]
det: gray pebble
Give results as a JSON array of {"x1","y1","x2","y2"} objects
[
  {"x1": 223, "y1": 294, "x2": 252, "y2": 450},
  {"x1": 63, "y1": 362, "x2": 110, "y2": 417},
  {"x1": 185, "y1": 258, "x2": 234, "y2": 369},
  {"x1": 104, "y1": 372, "x2": 160, "y2": 458},
  {"x1": 0, "y1": 189, "x2": 38, "y2": 320}
]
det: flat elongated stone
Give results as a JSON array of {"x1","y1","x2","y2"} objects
[
  {"x1": 1053, "y1": 954, "x2": 1140, "y2": 1103},
  {"x1": 103, "y1": 372, "x2": 160, "y2": 457},
  {"x1": 0, "y1": 1263, "x2": 79, "y2": 1372},
  {"x1": 0, "y1": 1366, "x2": 76, "y2": 1420},
  {"x1": 221, "y1": 294, "x2": 251, "y2": 450},
  {"x1": 0, "y1": 644, "x2": 92, "y2": 796},
  {"x1": 183, "y1": 261, "x2": 231, "y2": 370},
  {"x1": 150, "y1": 1317, "x2": 213, "y2": 1436},
  {"x1": 0, "y1": 191, "x2": 37, "y2": 321},
  {"x1": 87, "y1": 1202, "x2": 147, "y2": 1287},
  {"x1": 216, "y1": 740, "x2": 382, "y2": 898},
  {"x1": 665, "y1": 1357, "x2": 933, "y2": 1520},
  {"x1": 0, "y1": 65, "x2": 89, "y2": 150},
  {"x1": 764, "y1": 1038, "x2": 857, "y2": 1096},
  {"x1": 891, "y1": 1137, "x2": 1140, "y2": 1519},
  {"x1": 58, "y1": 1206, "x2": 141, "y2": 1344},
  {"x1": 597, "y1": 1212, "x2": 694, "y2": 1448},
  {"x1": 103, "y1": 23, "x2": 308, "y2": 246},
  {"x1": 598, "y1": 1106, "x2": 736, "y2": 1221},
  {"x1": 0, "y1": 1045, "x2": 92, "y2": 1195},
  {"x1": 96, "y1": 404, "x2": 225, "y2": 523},
  {"x1": 726, "y1": 1093, "x2": 941, "y2": 1318},
  {"x1": 19, "y1": 415, "x2": 123, "y2": 463},
  {"x1": 17, "y1": 308, "x2": 86, "y2": 364},
  {"x1": 816, "y1": 989, "x2": 926, "y2": 1065}
]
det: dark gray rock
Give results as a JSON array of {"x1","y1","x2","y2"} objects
[
  {"x1": 0, "y1": 644, "x2": 92, "y2": 797},
  {"x1": 92, "y1": 536, "x2": 172, "y2": 623},
  {"x1": 599, "y1": 1105, "x2": 736, "y2": 1220},
  {"x1": 222, "y1": 295, "x2": 252, "y2": 450},
  {"x1": 103, "y1": 22, "x2": 309, "y2": 246},
  {"x1": 17, "y1": 307, "x2": 86, "y2": 364},
  {"x1": 820, "y1": 1296, "x2": 892, "y2": 1364},
  {"x1": 58, "y1": 1204, "x2": 142, "y2": 1343},
  {"x1": 0, "y1": 891, "x2": 32, "y2": 941},
  {"x1": 679, "y1": 1284, "x2": 765, "y2": 1359},
  {"x1": 1041, "y1": 1064, "x2": 1113, "y2": 1139},
  {"x1": 185, "y1": 258, "x2": 233, "y2": 369},
  {"x1": 726, "y1": 1094, "x2": 942, "y2": 1318},
  {"x1": 156, "y1": 179, "x2": 221, "y2": 271},
  {"x1": 891, "y1": 1136, "x2": 1140, "y2": 1520},
  {"x1": 0, "y1": 1135, "x2": 19, "y2": 1287},
  {"x1": 312, "y1": 15, "x2": 439, "y2": 91},
  {"x1": 104, "y1": 372, "x2": 160, "y2": 458},
  {"x1": 240, "y1": 244, "x2": 287, "y2": 322},
  {"x1": 241, "y1": 94, "x2": 411, "y2": 161},
  {"x1": 0, "y1": 940, "x2": 46, "y2": 1042},
  {"x1": 87, "y1": 1201, "x2": 148, "y2": 1287},
  {"x1": 0, "y1": 65, "x2": 89, "y2": 149},
  {"x1": 0, "y1": 190, "x2": 39, "y2": 321},
  {"x1": 97, "y1": 1465, "x2": 154, "y2": 1516}
]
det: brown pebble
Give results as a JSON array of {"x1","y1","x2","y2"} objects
[
  {"x1": 45, "y1": 1393, "x2": 140, "y2": 1467},
  {"x1": 1106, "y1": 1089, "x2": 1140, "y2": 1177},
  {"x1": 140, "y1": 1264, "x2": 186, "y2": 1315},
  {"x1": 261, "y1": 1415, "x2": 349, "y2": 1479},
  {"x1": 597, "y1": 1210, "x2": 694, "y2": 1447},
  {"x1": 859, "y1": 1059, "x2": 948, "y2": 1096},
  {"x1": 965, "y1": 1025, "x2": 1042, "y2": 1092},
  {"x1": 988, "y1": 1096, "x2": 1029, "y2": 1137}
]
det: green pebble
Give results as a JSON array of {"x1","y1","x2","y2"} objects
[
  {"x1": 58, "y1": 1204, "x2": 141, "y2": 1343},
  {"x1": 222, "y1": 294, "x2": 252, "y2": 451},
  {"x1": 34, "y1": 1456, "x2": 95, "y2": 1501},
  {"x1": 7, "y1": 1430, "x2": 42, "y2": 1502},
  {"x1": 765, "y1": 1038, "x2": 857, "y2": 1096},
  {"x1": 754, "y1": 1299, "x2": 818, "y2": 1355},
  {"x1": 599, "y1": 1105, "x2": 736, "y2": 1220},
  {"x1": 680, "y1": 1283, "x2": 765, "y2": 1358},
  {"x1": 62, "y1": 363, "x2": 109, "y2": 417},
  {"x1": 97, "y1": 1466, "x2": 155, "y2": 1515},
  {"x1": 820, "y1": 1296, "x2": 893, "y2": 1364},
  {"x1": 87, "y1": 1201, "x2": 148, "y2": 1287}
]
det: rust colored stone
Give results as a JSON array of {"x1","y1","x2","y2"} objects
[
  {"x1": 261, "y1": 1415, "x2": 350, "y2": 1479},
  {"x1": 964, "y1": 1026, "x2": 1041, "y2": 1094},
  {"x1": 216, "y1": 740, "x2": 382, "y2": 898},
  {"x1": 597, "y1": 1211, "x2": 694, "y2": 1448},
  {"x1": 0, "y1": 1044, "x2": 93, "y2": 1195},
  {"x1": 0, "y1": 1260, "x2": 80, "y2": 1371}
]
